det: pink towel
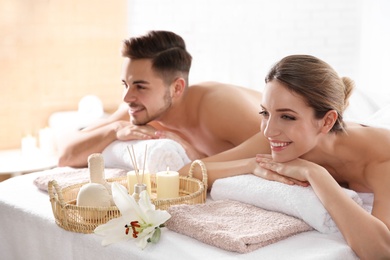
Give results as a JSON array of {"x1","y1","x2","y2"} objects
[
  {"x1": 33, "y1": 167, "x2": 127, "y2": 191},
  {"x1": 166, "y1": 200, "x2": 313, "y2": 253}
]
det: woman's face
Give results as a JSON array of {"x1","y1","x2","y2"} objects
[{"x1": 260, "y1": 80, "x2": 323, "y2": 162}]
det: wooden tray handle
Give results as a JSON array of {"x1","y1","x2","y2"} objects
[
  {"x1": 48, "y1": 180, "x2": 65, "y2": 206},
  {"x1": 188, "y1": 160, "x2": 208, "y2": 190}
]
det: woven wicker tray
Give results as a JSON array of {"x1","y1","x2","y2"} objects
[{"x1": 48, "y1": 160, "x2": 207, "y2": 234}]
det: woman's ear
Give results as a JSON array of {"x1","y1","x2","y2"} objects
[
  {"x1": 171, "y1": 77, "x2": 186, "y2": 97},
  {"x1": 321, "y1": 110, "x2": 338, "y2": 133}
]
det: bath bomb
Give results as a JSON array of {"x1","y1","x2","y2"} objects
[{"x1": 76, "y1": 183, "x2": 111, "y2": 207}]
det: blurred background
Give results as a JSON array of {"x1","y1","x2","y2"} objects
[{"x1": 1, "y1": 0, "x2": 389, "y2": 151}]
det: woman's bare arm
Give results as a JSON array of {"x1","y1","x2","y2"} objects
[
  {"x1": 257, "y1": 158, "x2": 390, "y2": 259},
  {"x1": 179, "y1": 132, "x2": 270, "y2": 187},
  {"x1": 308, "y1": 166, "x2": 390, "y2": 259}
]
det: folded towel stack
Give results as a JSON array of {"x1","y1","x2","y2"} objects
[
  {"x1": 33, "y1": 167, "x2": 127, "y2": 191},
  {"x1": 166, "y1": 200, "x2": 313, "y2": 253},
  {"x1": 210, "y1": 174, "x2": 363, "y2": 233}
]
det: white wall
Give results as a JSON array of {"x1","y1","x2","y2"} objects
[
  {"x1": 359, "y1": 0, "x2": 390, "y2": 97},
  {"x1": 127, "y1": 0, "x2": 388, "y2": 98}
]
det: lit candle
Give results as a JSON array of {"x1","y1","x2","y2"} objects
[
  {"x1": 156, "y1": 168, "x2": 179, "y2": 199},
  {"x1": 127, "y1": 170, "x2": 152, "y2": 196},
  {"x1": 21, "y1": 135, "x2": 37, "y2": 156}
]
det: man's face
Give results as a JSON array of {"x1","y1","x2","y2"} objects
[{"x1": 121, "y1": 58, "x2": 172, "y2": 125}]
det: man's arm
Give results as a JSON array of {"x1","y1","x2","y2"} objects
[
  {"x1": 57, "y1": 104, "x2": 130, "y2": 168},
  {"x1": 57, "y1": 103, "x2": 163, "y2": 167}
]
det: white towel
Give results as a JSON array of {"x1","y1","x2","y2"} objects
[
  {"x1": 102, "y1": 139, "x2": 191, "y2": 173},
  {"x1": 33, "y1": 167, "x2": 127, "y2": 191},
  {"x1": 210, "y1": 174, "x2": 363, "y2": 233}
]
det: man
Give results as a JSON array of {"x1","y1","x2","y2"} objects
[{"x1": 58, "y1": 31, "x2": 266, "y2": 167}]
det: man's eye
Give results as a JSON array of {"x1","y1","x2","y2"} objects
[
  {"x1": 121, "y1": 82, "x2": 128, "y2": 89},
  {"x1": 259, "y1": 111, "x2": 269, "y2": 117}
]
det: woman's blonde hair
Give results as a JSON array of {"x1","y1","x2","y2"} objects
[{"x1": 265, "y1": 55, "x2": 354, "y2": 132}]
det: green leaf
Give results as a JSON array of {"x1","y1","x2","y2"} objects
[{"x1": 149, "y1": 227, "x2": 161, "y2": 244}]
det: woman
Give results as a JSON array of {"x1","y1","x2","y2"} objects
[{"x1": 181, "y1": 55, "x2": 390, "y2": 258}]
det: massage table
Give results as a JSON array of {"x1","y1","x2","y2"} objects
[{"x1": 1, "y1": 88, "x2": 388, "y2": 260}]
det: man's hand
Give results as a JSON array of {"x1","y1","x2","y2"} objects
[{"x1": 115, "y1": 121, "x2": 159, "y2": 141}]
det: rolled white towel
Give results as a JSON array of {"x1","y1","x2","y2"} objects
[
  {"x1": 102, "y1": 139, "x2": 191, "y2": 173},
  {"x1": 210, "y1": 174, "x2": 363, "y2": 233}
]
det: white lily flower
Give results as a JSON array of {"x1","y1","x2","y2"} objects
[{"x1": 94, "y1": 182, "x2": 171, "y2": 249}]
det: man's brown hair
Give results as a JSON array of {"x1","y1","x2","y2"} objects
[{"x1": 122, "y1": 31, "x2": 192, "y2": 86}]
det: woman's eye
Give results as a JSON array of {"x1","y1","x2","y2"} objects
[{"x1": 282, "y1": 115, "x2": 296, "y2": 120}]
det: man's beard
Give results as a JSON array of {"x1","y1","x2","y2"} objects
[{"x1": 131, "y1": 89, "x2": 172, "y2": 125}]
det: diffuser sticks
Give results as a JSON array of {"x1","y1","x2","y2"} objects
[{"x1": 126, "y1": 144, "x2": 151, "y2": 197}]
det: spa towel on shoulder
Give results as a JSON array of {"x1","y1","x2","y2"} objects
[
  {"x1": 210, "y1": 174, "x2": 363, "y2": 233},
  {"x1": 166, "y1": 200, "x2": 312, "y2": 253}
]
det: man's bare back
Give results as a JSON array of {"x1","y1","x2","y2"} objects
[{"x1": 145, "y1": 82, "x2": 262, "y2": 157}]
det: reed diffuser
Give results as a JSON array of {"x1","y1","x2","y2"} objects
[{"x1": 126, "y1": 144, "x2": 148, "y2": 202}]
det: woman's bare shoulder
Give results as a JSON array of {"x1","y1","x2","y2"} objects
[
  {"x1": 343, "y1": 126, "x2": 390, "y2": 160},
  {"x1": 346, "y1": 125, "x2": 390, "y2": 140}
]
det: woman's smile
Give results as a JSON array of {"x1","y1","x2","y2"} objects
[{"x1": 269, "y1": 140, "x2": 292, "y2": 152}]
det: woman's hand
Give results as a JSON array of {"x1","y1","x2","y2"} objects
[{"x1": 255, "y1": 154, "x2": 310, "y2": 186}]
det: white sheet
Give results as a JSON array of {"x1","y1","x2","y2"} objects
[{"x1": 0, "y1": 171, "x2": 360, "y2": 260}]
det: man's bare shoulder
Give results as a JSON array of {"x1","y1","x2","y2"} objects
[
  {"x1": 186, "y1": 81, "x2": 262, "y2": 125},
  {"x1": 189, "y1": 81, "x2": 259, "y2": 90},
  {"x1": 188, "y1": 81, "x2": 262, "y2": 98}
]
